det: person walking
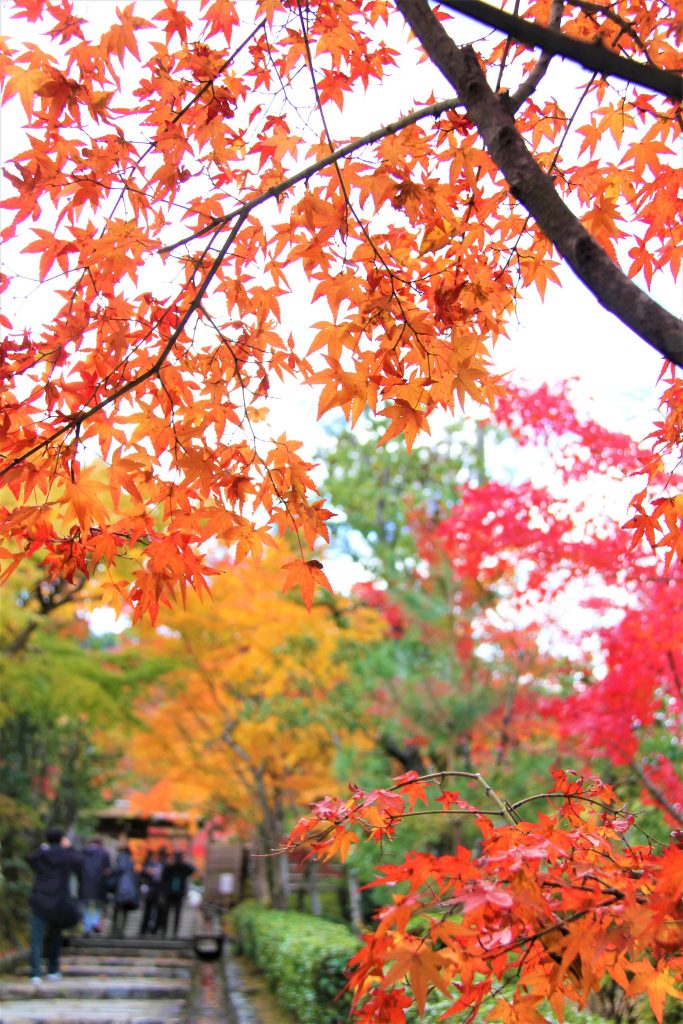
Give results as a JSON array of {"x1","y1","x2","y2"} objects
[
  {"x1": 27, "y1": 827, "x2": 83, "y2": 984},
  {"x1": 138, "y1": 848, "x2": 164, "y2": 935},
  {"x1": 80, "y1": 837, "x2": 111, "y2": 936},
  {"x1": 111, "y1": 846, "x2": 139, "y2": 937},
  {"x1": 159, "y1": 851, "x2": 195, "y2": 937}
]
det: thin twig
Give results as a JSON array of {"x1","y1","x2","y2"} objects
[{"x1": 158, "y1": 99, "x2": 460, "y2": 256}]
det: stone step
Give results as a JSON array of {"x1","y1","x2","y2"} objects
[
  {"x1": 64, "y1": 905, "x2": 200, "y2": 943},
  {"x1": 53, "y1": 962, "x2": 191, "y2": 978},
  {"x1": 65, "y1": 940, "x2": 193, "y2": 958},
  {"x1": 59, "y1": 956, "x2": 190, "y2": 966},
  {"x1": 0, "y1": 998, "x2": 184, "y2": 1023},
  {"x1": 0, "y1": 977, "x2": 190, "y2": 1001}
]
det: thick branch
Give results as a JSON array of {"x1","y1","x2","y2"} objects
[
  {"x1": 379, "y1": 733, "x2": 429, "y2": 774},
  {"x1": 2, "y1": 620, "x2": 38, "y2": 655},
  {"x1": 564, "y1": 0, "x2": 655, "y2": 63},
  {"x1": 433, "y1": 0, "x2": 683, "y2": 100},
  {"x1": 631, "y1": 759, "x2": 683, "y2": 825},
  {"x1": 396, "y1": 0, "x2": 683, "y2": 366}
]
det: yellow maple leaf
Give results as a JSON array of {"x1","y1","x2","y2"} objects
[{"x1": 419, "y1": 217, "x2": 461, "y2": 255}]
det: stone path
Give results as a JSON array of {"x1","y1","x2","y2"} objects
[
  {"x1": 0, "y1": 906, "x2": 268, "y2": 1024},
  {"x1": 0, "y1": 937, "x2": 194, "y2": 1024}
]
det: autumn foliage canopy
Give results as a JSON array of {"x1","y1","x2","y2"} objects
[
  {"x1": 1, "y1": 0, "x2": 682, "y2": 1019},
  {"x1": 1, "y1": 0, "x2": 682, "y2": 615}
]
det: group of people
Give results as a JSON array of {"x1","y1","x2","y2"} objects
[
  {"x1": 27, "y1": 827, "x2": 196, "y2": 984},
  {"x1": 126, "y1": 846, "x2": 196, "y2": 938}
]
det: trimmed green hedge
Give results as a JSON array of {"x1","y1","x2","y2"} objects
[{"x1": 231, "y1": 900, "x2": 360, "y2": 1024}]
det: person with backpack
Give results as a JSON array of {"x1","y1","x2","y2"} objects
[
  {"x1": 111, "y1": 846, "x2": 139, "y2": 937},
  {"x1": 27, "y1": 827, "x2": 83, "y2": 984},
  {"x1": 159, "y1": 851, "x2": 194, "y2": 937},
  {"x1": 80, "y1": 836, "x2": 111, "y2": 936}
]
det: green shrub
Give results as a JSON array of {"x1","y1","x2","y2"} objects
[
  {"x1": 231, "y1": 900, "x2": 360, "y2": 1024},
  {"x1": 407, "y1": 990, "x2": 611, "y2": 1024},
  {"x1": 233, "y1": 904, "x2": 680, "y2": 1024}
]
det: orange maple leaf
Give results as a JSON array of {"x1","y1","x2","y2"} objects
[
  {"x1": 282, "y1": 558, "x2": 333, "y2": 611},
  {"x1": 4, "y1": 64, "x2": 51, "y2": 117},
  {"x1": 628, "y1": 961, "x2": 683, "y2": 1024},
  {"x1": 486, "y1": 995, "x2": 549, "y2": 1023},
  {"x1": 60, "y1": 470, "x2": 109, "y2": 531},
  {"x1": 377, "y1": 400, "x2": 430, "y2": 452},
  {"x1": 383, "y1": 940, "x2": 453, "y2": 1016}
]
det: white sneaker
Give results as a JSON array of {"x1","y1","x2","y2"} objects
[
  {"x1": 46, "y1": 972, "x2": 62, "y2": 981},
  {"x1": 30, "y1": 976, "x2": 41, "y2": 985}
]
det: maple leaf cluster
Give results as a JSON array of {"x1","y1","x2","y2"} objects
[
  {"x1": 288, "y1": 770, "x2": 683, "y2": 1023},
  {"x1": 375, "y1": 383, "x2": 683, "y2": 825},
  {"x1": 0, "y1": 0, "x2": 680, "y2": 613}
]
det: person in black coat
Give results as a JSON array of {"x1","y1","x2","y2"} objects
[
  {"x1": 27, "y1": 827, "x2": 83, "y2": 984},
  {"x1": 158, "y1": 851, "x2": 195, "y2": 937},
  {"x1": 80, "y1": 837, "x2": 111, "y2": 935},
  {"x1": 139, "y1": 847, "x2": 166, "y2": 935}
]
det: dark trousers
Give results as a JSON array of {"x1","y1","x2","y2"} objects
[
  {"x1": 112, "y1": 904, "x2": 129, "y2": 937},
  {"x1": 29, "y1": 911, "x2": 61, "y2": 977},
  {"x1": 161, "y1": 896, "x2": 183, "y2": 936},
  {"x1": 140, "y1": 897, "x2": 159, "y2": 935}
]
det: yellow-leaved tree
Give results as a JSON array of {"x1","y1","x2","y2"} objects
[{"x1": 128, "y1": 543, "x2": 383, "y2": 905}]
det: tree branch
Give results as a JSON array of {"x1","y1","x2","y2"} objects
[
  {"x1": 0, "y1": 211, "x2": 248, "y2": 479},
  {"x1": 2, "y1": 620, "x2": 38, "y2": 655},
  {"x1": 395, "y1": 0, "x2": 683, "y2": 366},
  {"x1": 158, "y1": 97, "x2": 461, "y2": 255},
  {"x1": 0, "y1": 98, "x2": 464, "y2": 481},
  {"x1": 563, "y1": 0, "x2": 656, "y2": 65},
  {"x1": 631, "y1": 759, "x2": 683, "y2": 825},
  {"x1": 666, "y1": 650, "x2": 683, "y2": 701},
  {"x1": 432, "y1": 0, "x2": 683, "y2": 100},
  {"x1": 379, "y1": 733, "x2": 429, "y2": 775},
  {"x1": 509, "y1": 0, "x2": 564, "y2": 111}
]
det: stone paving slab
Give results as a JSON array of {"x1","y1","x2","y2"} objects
[
  {"x1": 223, "y1": 955, "x2": 262, "y2": 1024},
  {"x1": 0, "y1": 998, "x2": 184, "y2": 1023},
  {"x1": 0, "y1": 918, "x2": 206, "y2": 1024},
  {"x1": 0, "y1": 979, "x2": 190, "y2": 1001}
]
